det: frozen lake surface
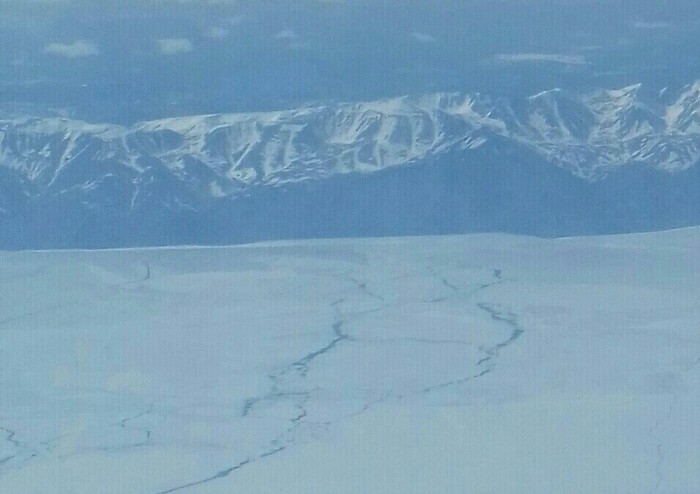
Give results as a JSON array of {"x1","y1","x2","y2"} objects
[{"x1": 1, "y1": 230, "x2": 699, "y2": 493}]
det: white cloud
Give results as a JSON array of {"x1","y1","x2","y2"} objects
[
  {"x1": 630, "y1": 21, "x2": 673, "y2": 29},
  {"x1": 495, "y1": 53, "x2": 588, "y2": 65},
  {"x1": 157, "y1": 38, "x2": 193, "y2": 55},
  {"x1": 43, "y1": 40, "x2": 98, "y2": 58},
  {"x1": 289, "y1": 41, "x2": 312, "y2": 51},
  {"x1": 411, "y1": 32, "x2": 435, "y2": 43},
  {"x1": 204, "y1": 26, "x2": 229, "y2": 39},
  {"x1": 273, "y1": 29, "x2": 298, "y2": 40},
  {"x1": 1, "y1": 0, "x2": 69, "y2": 3},
  {"x1": 153, "y1": 0, "x2": 237, "y2": 3}
]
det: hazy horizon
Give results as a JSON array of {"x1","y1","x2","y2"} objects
[{"x1": 3, "y1": 0, "x2": 699, "y2": 123}]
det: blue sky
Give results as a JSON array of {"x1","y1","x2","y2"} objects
[{"x1": 1, "y1": 0, "x2": 698, "y2": 123}]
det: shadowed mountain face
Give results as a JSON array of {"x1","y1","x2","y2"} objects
[{"x1": 1, "y1": 82, "x2": 700, "y2": 248}]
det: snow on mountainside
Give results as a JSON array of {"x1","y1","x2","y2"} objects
[{"x1": 1, "y1": 82, "x2": 700, "y2": 206}]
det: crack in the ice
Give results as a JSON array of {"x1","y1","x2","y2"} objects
[
  {"x1": 435, "y1": 273, "x2": 459, "y2": 292},
  {"x1": 647, "y1": 353, "x2": 700, "y2": 494},
  {"x1": 419, "y1": 268, "x2": 524, "y2": 394},
  {"x1": 259, "y1": 445, "x2": 286, "y2": 458},
  {"x1": 290, "y1": 404, "x2": 307, "y2": 426},
  {"x1": 655, "y1": 440, "x2": 664, "y2": 493},
  {"x1": 344, "y1": 392, "x2": 394, "y2": 420},
  {"x1": 241, "y1": 391, "x2": 310, "y2": 418},
  {"x1": 648, "y1": 418, "x2": 665, "y2": 493},
  {"x1": 153, "y1": 406, "x2": 310, "y2": 494},
  {"x1": 39, "y1": 437, "x2": 62, "y2": 454},
  {"x1": 424, "y1": 267, "x2": 460, "y2": 303},
  {"x1": 0, "y1": 426, "x2": 39, "y2": 470},
  {"x1": 113, "y1": 405, "x2": 155, "y2": 448},
  {"x1": 426, "y1": 267, "x2": 504, "y2": 304},
  {"x1": 647, "y1": 368, "x2": 688, "y2": 494},
  {"x1": 240, "y1": 397, "x2": 260, "y2": 418},
  {"x1": 152, "y1": 399, "x2": 309, "y2": 494},
  {"x1": 290, "y1": 324, "x2": 348, "y2": 377},
  {"x1": 4, "y1": 264, "x2": 523, "y2": 494},
  {"x1": 162, "y1": 279, "x2": 382, "y2": 494},
  {"x1": 420, "y1": 368, "x2": 493, "y2": 394},
  {"x1": 647, "y1": 357, "x2": 700, "y2": 492},
  {"x1": 289, "y1": 299, "x2": 353, "y2": 378},
  {"x1": 475, "y1": 303, "x2": 523, "y2": 368},
  {"x1": 0, "y1": 428, "x2": 20, "y2": 450},
  {"x1": 154, "y1": 267, "x2": 517, "y2": 493},
  {"x1": 348, "y1": 276, "x2": 385, "y2": 302},
  {"x1": 153, "y1": 458, "x2": 253, "y2": 494}
]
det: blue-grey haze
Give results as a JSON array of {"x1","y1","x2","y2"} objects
[
  {"x1": 2, "y1": 0, "x2": 699, "y2": 123},
  {"x1": 1, "y1": 0, "x2": 700, "y2": 248}
]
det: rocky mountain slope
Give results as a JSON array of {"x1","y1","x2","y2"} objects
[{"x1": 1, "y1": 82, "x2": 699, "y2": 248}]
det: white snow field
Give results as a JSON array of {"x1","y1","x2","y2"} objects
[{"x1": 1, "y1": 230, "x2": 699, "y2": 494}]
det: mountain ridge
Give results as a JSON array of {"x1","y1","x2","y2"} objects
[
  {"x1": 2, "y1": 82, "x2": 700, "y2": 194},
  {"x1": 2, "y1": 82, "x2": 700, "y2": 248}
]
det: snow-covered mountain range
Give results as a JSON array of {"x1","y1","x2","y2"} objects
[{"x1": 1, "y1": 82, "x2": 700, "y2": 248}]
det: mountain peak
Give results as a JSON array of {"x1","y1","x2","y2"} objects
[{"x1": 2, "y1": 82, "x2": 700, "y2": 200}]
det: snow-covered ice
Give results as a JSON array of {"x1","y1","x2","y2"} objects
[{"x1": 1, "y1": 230, "x2": 699, "y2": 493}]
